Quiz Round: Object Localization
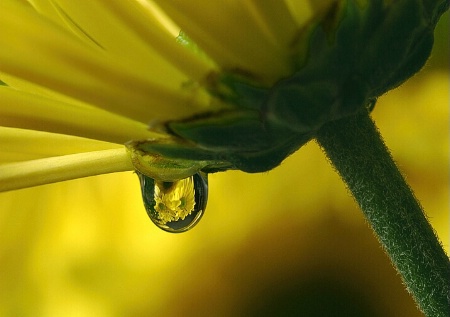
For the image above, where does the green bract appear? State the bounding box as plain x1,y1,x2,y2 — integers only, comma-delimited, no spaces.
129,0,448,179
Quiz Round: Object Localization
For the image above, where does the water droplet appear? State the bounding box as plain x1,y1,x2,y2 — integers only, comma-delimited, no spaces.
137,172,208,233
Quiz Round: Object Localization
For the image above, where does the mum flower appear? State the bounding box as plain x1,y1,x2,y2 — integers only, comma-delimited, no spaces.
0,0,337,190
0,0,217,190
0,0,447,187
0,0,449,316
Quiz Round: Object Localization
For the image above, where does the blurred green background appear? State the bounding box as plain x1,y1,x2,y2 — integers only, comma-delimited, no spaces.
0,12,448,317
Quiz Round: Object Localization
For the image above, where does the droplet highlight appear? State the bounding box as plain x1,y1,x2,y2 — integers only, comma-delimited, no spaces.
137,172,208,233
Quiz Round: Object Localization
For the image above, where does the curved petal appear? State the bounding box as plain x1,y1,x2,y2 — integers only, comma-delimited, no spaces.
28,0,216,81
0,148,134,192
0,127,122,163
0,86,157,144
153,0,296,84
0,0,217,123
27,0,187,83
95,0,217,81
243,0,300,48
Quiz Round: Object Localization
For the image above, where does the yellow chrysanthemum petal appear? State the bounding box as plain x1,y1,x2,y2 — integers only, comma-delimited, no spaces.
0,1,215,122
1,71,86,105
26,0,72,29
135,0,179,36
0,86,157,144
26,0,186,83
0,127,121,163
153,0,295,84
0,148,133,192
243,0,299,48
28,0,215,82
54,1,186,78
93,0,217,81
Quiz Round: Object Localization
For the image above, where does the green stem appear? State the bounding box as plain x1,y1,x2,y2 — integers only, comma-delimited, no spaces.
316,110,450,317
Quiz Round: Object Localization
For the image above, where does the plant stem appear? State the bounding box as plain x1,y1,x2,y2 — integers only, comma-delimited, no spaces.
316,110,450,317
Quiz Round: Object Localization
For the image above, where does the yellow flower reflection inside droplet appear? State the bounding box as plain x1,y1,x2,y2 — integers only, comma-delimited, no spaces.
154,177,196,224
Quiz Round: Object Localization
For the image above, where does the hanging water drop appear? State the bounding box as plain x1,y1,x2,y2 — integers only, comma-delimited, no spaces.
137,172,208,233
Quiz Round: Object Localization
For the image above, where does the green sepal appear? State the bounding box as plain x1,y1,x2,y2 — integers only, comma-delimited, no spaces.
168,110,271,151
168,109,314,173
126,139,230,181
360,0,435,96
134,0,448,176
266,0,439,134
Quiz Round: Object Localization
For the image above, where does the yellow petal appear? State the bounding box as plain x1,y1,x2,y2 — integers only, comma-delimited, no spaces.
28,0,216,81
0,86,157,144
0,127,121,163
243,0,300,48
153,0,295,84
27,0,72,29
94,0,217,81
0,0,216,122
0,148,133,192
27,0,187,83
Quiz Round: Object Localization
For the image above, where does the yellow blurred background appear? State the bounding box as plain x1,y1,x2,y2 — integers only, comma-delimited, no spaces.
0,13,448,317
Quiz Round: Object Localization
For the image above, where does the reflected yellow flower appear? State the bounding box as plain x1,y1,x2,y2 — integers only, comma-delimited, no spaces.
154,178,196,224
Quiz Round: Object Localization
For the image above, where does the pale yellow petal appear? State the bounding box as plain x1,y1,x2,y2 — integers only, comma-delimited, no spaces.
1,71,90,105
0,148,133,192
153,0,293,84
93,0,217,81
0,86,157,144
27,0,75,30
0,152,46,163
244,0,299,48
37,0,186,81
26,0,214,81
0,127,121,163
136,0,179,36
0,1,215,122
